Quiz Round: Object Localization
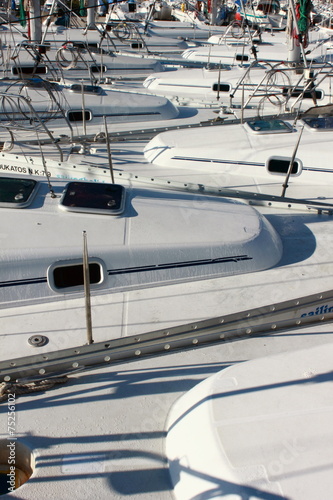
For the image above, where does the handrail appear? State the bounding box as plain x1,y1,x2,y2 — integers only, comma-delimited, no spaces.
55,40,103,85
95,22,118,53
229,59,268,107
111,20,150,54
229,61,333,116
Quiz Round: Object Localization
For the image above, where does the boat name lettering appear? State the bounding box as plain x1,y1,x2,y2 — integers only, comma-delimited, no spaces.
28,167,51,176
301,304,333,317
0,164,50,176
0,163,27,173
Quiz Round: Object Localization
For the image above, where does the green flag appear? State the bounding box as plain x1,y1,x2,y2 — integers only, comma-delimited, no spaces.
79,0,86,16
19,0,26,27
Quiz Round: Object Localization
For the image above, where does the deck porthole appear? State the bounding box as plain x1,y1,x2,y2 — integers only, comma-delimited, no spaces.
67,110,92,123
212,83,231,92
47,258,106,293
266,156,302,176
54,262,101,288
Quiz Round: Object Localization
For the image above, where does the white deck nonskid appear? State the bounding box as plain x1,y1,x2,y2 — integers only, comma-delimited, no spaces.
1,324,332,500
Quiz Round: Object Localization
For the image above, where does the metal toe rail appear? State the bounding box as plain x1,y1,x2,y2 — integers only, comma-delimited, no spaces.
1,289,333,382
12,111,300,146
114,170,333,214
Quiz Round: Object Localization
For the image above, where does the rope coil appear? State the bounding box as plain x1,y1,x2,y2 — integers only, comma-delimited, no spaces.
0,377,68,402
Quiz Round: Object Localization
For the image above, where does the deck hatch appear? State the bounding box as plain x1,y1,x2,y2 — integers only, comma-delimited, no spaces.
59,181,126,215
302,115,333,131
0,177,38,208
245,119,293,134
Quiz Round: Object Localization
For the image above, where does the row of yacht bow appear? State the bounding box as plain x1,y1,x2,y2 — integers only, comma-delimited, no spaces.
1,2,333,499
